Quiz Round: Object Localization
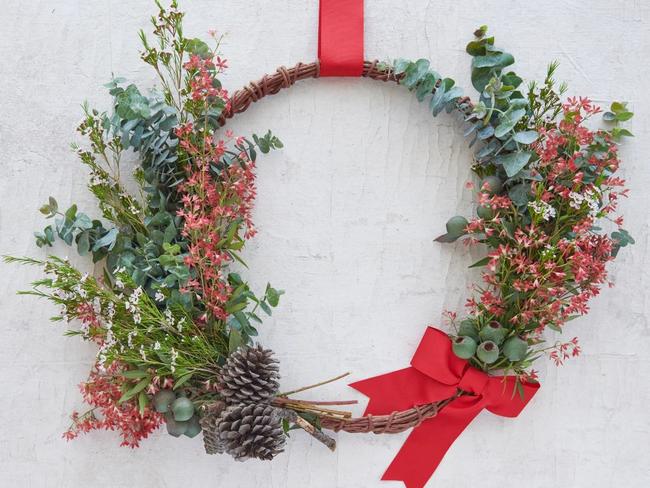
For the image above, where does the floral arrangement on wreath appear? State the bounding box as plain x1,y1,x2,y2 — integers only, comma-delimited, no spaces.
6,2,635,486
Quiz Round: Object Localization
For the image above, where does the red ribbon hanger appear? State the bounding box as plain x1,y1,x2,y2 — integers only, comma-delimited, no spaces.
351,327,539,488
318,0,364,76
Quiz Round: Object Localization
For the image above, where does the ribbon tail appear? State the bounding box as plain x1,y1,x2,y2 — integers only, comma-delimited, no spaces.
381,398,484,488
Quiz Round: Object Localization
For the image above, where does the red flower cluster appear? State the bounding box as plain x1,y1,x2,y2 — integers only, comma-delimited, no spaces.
176,125,258,321
63,362,164,447
463,98,628,365
174,51,260,321
184,54,230,104
549,337,581,366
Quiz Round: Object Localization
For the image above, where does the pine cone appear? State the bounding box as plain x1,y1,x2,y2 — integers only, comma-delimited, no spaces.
200,401,227,455
217,403,286,461
218,345,280,404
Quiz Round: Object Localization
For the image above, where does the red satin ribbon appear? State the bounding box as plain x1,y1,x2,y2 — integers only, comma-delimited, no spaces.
318,0,364,76
351,327,540,488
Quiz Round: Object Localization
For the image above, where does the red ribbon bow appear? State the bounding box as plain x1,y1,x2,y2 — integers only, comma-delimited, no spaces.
350,327,539,488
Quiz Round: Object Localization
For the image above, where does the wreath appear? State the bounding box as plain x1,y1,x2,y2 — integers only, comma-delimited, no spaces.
6,2,635,487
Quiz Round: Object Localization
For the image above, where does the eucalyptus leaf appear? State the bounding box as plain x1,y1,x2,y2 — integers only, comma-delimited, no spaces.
472,52,514,69
497,151,532,177
76,231,90,256
93,228,119,251
185,38,211,58
513,130,538,144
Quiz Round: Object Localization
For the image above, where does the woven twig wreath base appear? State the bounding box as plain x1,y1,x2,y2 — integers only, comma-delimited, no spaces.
222,60,472,434
219,60,474,125
318,396,458,434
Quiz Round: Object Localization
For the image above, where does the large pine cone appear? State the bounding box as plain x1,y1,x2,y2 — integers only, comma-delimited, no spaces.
217,345,280,404
200,401,226,455
218,403,286,461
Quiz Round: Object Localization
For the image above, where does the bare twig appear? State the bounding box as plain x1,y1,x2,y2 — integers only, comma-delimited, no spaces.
278,372,350,397
273,398,352,418
280,398,358,406
279,409,336,451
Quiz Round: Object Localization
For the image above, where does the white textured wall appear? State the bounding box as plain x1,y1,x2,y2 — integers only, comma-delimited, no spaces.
1,1,649,487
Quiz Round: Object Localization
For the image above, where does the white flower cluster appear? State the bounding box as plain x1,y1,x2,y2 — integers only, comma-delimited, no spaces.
568,188,600,215
540,244,556,260
72,283,87,299
52,288,75,321
114,267,126,290
125,287,144,324
164,308,175,328
528,200,557,221
89,172,109,187
170,348,179,373
97,328,117,370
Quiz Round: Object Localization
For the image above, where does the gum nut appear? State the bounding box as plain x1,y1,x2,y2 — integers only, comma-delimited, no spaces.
479,321,507,344
458,319,479,341
477,341,499,364
183,415,202,438
446,216,469,237
476,205,495,220
165,413,188,437
481,175,503,195
153,389,177,413
171,396,195,421
503,336,528,361
452,336,478,359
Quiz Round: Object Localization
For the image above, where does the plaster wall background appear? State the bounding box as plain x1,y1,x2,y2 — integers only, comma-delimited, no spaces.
1,1,649,487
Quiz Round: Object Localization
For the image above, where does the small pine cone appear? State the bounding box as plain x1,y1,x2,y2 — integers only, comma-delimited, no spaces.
200,401,227,455
218,403,286,461
218,345,280,404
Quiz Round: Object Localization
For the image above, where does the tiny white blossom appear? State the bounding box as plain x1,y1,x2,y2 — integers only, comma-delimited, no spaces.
73,284,88,299
105,329,115,346
127,330,137,348
164,309,175,327
584,188,600,215
79,320,90,336
155,291,165,303
153,341,161,350
97,353,107,370
568,191,584,209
